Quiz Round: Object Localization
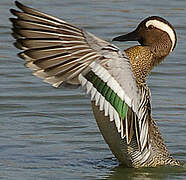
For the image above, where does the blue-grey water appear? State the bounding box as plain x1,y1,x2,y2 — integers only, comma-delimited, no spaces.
0,0,186,179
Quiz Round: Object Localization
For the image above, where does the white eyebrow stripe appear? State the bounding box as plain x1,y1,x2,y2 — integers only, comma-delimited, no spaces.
146,19,176,52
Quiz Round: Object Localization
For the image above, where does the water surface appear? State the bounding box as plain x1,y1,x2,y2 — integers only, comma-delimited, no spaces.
0,0,186,179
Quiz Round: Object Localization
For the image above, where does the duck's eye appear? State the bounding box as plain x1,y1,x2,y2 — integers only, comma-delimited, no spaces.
148,25,154,30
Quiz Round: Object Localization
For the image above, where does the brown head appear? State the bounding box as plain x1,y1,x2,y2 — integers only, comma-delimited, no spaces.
113,16,177,54
113,16,177,83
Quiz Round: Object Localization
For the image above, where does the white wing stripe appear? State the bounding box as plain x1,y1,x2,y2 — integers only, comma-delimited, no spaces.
78,74,87,87
95,92,101,106
109,104,114,121
104,100,109,116
89,62,132,109
99,96,105,111
86,81,93,94
91,87,97,101
114,110,121,132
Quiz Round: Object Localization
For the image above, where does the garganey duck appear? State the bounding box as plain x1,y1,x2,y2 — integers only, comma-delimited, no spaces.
10,1,181,167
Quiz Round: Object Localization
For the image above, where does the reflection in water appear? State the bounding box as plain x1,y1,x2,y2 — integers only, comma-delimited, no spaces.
104,164,186,180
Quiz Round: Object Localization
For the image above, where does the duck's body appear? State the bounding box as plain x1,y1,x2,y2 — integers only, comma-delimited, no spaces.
93,102,180,167
10,1,181,167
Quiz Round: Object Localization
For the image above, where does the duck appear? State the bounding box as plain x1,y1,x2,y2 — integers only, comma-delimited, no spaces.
10,1,181,168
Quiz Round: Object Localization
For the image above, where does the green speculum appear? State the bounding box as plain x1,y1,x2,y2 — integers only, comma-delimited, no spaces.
85,71,128,120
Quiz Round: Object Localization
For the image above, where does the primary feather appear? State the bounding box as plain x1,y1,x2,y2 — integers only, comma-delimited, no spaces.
10,1,152,164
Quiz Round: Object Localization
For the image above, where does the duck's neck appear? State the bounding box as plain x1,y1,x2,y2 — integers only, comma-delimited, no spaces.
125,41,171,84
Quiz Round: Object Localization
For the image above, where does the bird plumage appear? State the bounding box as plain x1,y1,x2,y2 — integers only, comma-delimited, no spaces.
10,1,181,167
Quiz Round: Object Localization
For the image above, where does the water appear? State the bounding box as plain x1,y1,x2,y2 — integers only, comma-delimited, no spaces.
0,0,186,179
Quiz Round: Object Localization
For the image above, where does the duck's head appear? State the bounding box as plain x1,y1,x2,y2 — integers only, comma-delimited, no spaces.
113,16,177,54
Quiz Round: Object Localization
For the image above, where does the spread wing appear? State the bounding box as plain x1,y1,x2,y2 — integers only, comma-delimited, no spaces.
10,1,151,152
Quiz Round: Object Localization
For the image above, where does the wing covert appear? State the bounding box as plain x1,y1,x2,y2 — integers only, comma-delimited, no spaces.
10,1,151,153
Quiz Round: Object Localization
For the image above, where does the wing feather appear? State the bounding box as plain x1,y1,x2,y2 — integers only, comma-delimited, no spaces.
10,1,151,156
